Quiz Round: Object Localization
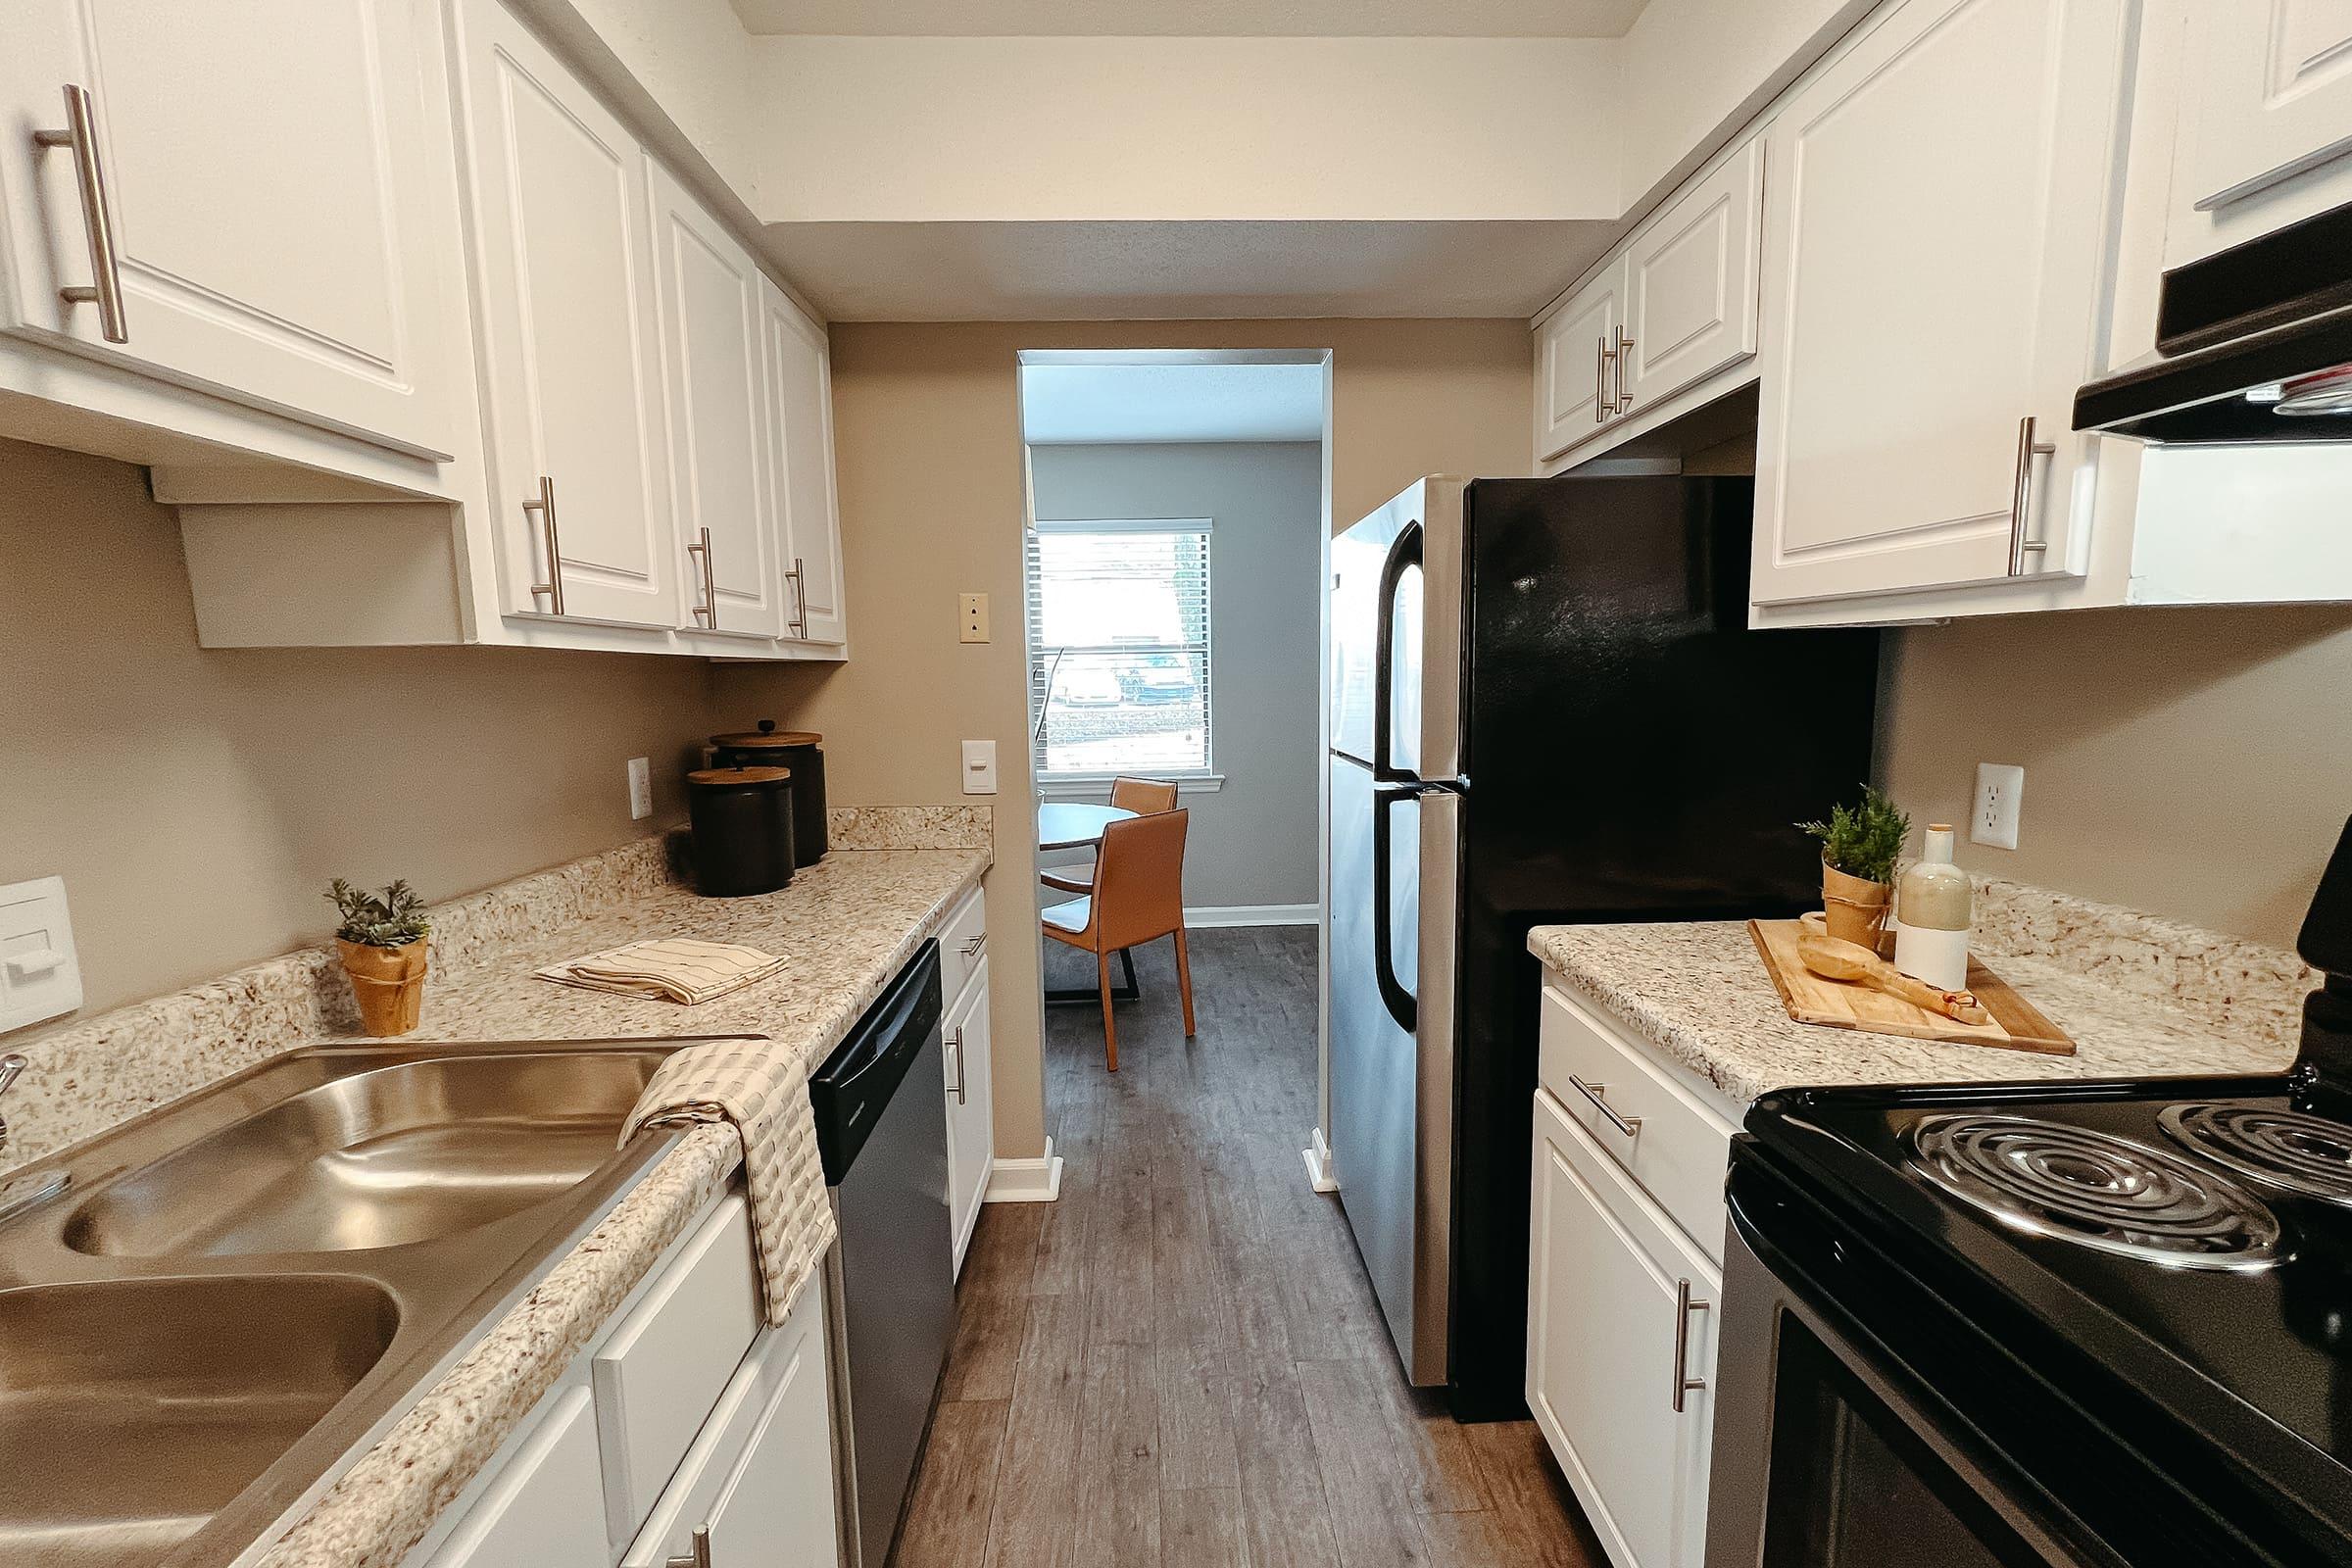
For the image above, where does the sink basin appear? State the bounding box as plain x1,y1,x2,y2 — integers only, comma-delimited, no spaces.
0,1275,398,1567
64,1053,663,1256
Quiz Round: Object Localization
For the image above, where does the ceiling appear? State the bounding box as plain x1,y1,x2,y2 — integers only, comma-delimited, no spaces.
1021,361,1327,445
761,220,1615,320
728,0,1651,37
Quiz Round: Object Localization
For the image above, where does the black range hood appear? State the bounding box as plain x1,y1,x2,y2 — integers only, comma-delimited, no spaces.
2074,197,2352,444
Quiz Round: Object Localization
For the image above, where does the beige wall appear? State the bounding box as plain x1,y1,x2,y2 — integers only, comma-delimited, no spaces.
712,318,1531,1158
0,438,720,1020
1879,604,2352,950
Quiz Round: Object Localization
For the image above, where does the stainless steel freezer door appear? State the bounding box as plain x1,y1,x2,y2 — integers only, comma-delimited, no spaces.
1328,757,1457,1386
1329,477,1464,781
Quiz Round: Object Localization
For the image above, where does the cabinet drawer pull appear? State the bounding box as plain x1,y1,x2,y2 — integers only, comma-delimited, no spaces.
687,525,717,628
664,1525,711,1568
523,474,564,614
31,85,128,343
1567,1074,1641,1139
1671,1277,1709,1413
945,1029,966,1105
1613,326,1636,416
2006,415,2057,575
959,933,986,960
786,555,809,637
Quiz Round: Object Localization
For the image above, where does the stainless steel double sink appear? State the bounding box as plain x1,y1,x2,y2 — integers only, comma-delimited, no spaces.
0,1040,709,1568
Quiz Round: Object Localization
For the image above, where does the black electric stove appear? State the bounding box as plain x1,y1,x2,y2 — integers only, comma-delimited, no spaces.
1704,819,2352,1568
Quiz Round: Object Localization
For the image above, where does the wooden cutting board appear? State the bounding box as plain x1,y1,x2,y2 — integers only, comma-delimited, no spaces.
1747,918,2075,1055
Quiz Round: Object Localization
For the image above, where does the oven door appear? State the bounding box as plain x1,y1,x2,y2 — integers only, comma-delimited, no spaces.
1705,1155,2110,1568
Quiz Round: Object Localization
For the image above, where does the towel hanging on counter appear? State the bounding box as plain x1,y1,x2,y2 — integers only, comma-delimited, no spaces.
622,1036,836,1328
536,938,784,1004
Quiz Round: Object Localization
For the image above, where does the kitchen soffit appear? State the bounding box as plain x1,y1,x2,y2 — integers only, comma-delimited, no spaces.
727,0,1652,37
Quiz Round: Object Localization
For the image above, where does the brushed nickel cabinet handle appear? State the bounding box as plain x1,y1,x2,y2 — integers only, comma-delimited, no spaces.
786,555,809,637
1595,334,1618,421
1671,1277,1709,1413
959,933,986,960
664,1525,711,1568
1613,326,1637,416
946,1029,966,1105
523,474,564,614
2006,415,2057,576
31,85,128,343
687,526,716,628
1567,1074,1641,1139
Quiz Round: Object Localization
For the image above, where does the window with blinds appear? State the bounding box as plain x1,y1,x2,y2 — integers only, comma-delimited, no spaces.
1027,518,1213,779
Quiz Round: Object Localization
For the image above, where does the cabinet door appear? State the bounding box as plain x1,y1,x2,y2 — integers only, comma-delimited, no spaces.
2181,1,2352,214
0,0,454,456
945,967,995,1274
1528,1089,1717,1568
459,0,677,629
1750,0,2131,607
1620,139,1765,416
699,1302,841,1568
760,279,850,646
652,166,786,640
424,1386,609,1568
1533,260,1625,462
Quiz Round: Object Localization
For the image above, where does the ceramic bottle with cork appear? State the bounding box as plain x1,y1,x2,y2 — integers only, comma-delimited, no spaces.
1892,824,1973,992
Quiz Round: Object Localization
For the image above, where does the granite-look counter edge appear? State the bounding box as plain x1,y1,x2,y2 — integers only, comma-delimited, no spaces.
1529,878,2310,1107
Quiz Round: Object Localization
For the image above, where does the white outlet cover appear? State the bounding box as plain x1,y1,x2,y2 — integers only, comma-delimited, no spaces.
0,876,82,1034
1972,762,2024,850
627,757,654,821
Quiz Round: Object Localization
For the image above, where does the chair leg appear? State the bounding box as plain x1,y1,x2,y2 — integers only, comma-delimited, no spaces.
1173,926,1197,1038
1097,949,1119,1072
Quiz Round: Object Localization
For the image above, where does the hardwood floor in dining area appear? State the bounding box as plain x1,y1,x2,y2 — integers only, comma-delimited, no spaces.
894,925,1608,1568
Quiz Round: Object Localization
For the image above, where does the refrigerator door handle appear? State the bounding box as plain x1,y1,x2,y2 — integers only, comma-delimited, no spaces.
1370,782,1419,1034
1370,519,1424,784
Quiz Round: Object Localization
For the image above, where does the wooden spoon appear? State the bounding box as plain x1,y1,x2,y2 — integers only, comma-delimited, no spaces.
1796,932,1991,1026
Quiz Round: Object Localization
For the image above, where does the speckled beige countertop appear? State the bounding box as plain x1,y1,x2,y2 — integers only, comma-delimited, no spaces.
0,808,993,1568
1529,878,2312,1108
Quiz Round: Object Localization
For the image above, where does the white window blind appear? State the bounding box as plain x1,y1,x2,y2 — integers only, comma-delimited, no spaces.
1027,519,1212,779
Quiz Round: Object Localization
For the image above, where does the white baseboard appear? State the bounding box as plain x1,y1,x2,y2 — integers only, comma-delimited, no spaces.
1184,902,1318,928
1302,1127,1338,1193
985,1137,1064,1203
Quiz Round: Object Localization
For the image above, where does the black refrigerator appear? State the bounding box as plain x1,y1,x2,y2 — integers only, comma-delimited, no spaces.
1326,473,1880,1421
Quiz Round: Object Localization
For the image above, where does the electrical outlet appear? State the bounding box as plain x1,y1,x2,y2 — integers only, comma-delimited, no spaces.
626,757,654,821
958,593,990,644
1972,762,2024,850
961,739,999,795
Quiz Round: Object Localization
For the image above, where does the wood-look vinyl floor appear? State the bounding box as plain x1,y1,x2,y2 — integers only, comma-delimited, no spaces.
894,926,1609,1568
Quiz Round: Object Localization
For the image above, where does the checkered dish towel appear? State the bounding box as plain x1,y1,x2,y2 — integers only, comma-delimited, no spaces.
621,1036,837,1328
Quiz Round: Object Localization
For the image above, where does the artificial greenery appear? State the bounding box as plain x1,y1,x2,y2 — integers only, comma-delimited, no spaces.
326,878,430,948
1796,786,1911,887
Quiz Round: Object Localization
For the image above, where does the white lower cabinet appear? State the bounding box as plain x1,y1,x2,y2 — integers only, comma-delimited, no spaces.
945,963,995,1273
412,1185,840,1568
1528,1085,1719,1568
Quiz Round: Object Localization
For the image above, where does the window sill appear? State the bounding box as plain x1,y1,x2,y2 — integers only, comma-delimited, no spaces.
1038,772,1225,800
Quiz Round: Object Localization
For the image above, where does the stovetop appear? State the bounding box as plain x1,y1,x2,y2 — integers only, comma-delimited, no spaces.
1744,1074,2352,1504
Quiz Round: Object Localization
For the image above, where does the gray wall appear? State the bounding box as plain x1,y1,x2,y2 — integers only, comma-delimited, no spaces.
1027,440,1323,911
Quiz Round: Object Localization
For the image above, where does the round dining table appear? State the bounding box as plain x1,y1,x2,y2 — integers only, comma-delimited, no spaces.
1037,802,1137,851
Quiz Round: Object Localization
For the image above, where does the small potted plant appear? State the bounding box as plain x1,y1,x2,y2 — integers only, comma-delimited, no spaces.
1797,786,1910,951
326,878,431,1036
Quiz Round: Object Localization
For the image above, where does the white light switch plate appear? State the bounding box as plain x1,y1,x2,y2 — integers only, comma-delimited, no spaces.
0,876,81,1033
1972,762,2024,850
961,739,999,795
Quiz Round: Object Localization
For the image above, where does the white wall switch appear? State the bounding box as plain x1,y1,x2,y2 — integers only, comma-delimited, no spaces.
961,739,999,795
1972,762,2025,850
958,593,990,644
0,876,81,1034
626,757,654,821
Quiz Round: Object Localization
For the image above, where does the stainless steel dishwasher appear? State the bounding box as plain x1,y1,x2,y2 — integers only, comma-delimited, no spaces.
808,940,956,1568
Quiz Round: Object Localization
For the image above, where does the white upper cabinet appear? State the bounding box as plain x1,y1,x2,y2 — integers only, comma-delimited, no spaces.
652,166,788,641
760,279,850,647
1620,139,1765,418
1534,264,1625,462
1748,0,2132,609
0,0,456,457
458,0,677,631
2167,0,2352,262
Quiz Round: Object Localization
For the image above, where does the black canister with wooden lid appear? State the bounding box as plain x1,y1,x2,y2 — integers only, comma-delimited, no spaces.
710,721,827,866
685,765,797,897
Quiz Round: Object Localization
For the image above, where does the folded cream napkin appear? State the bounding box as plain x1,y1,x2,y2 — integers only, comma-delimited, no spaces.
623,1037,836,1328
536,938,784,1004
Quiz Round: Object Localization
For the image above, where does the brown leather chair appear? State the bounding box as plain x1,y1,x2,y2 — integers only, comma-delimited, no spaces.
1040,776,1177,897
1040,808,1194,1070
